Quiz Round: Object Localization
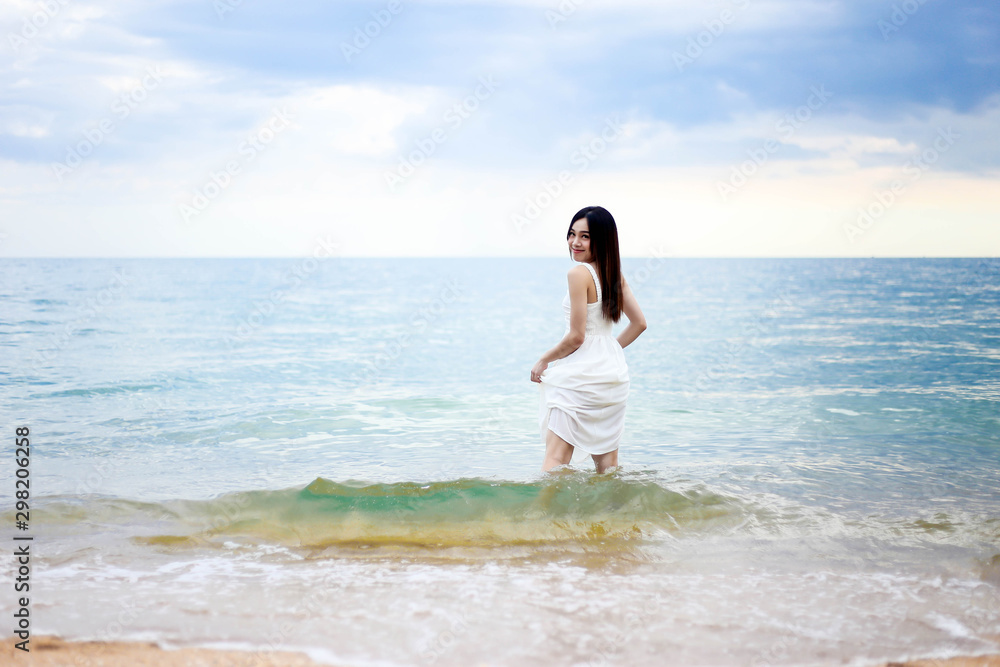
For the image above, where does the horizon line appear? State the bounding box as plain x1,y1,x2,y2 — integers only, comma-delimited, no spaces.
0,255,994,260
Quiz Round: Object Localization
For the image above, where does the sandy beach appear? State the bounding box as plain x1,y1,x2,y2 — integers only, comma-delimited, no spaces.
4,636,999,667
879,659,1000,667
2,635,330,666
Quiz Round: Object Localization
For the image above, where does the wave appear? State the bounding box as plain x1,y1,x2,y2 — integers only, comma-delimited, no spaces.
10,474,998,564
20,473,751,556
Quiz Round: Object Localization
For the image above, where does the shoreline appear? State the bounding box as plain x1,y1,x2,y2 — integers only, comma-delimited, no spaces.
4,636,999,666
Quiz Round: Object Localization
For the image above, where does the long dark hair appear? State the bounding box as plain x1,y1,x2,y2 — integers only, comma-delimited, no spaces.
567,206,623,323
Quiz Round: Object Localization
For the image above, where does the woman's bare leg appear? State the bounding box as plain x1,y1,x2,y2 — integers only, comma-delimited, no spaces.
542,429,574,472
591,449,618,474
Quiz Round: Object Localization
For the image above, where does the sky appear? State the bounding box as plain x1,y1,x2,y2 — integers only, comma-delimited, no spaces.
0,0,997,258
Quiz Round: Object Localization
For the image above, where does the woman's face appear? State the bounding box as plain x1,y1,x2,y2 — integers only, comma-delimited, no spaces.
568,218,592,263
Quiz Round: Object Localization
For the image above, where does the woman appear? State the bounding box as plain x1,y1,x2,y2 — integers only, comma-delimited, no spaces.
530,206,647,473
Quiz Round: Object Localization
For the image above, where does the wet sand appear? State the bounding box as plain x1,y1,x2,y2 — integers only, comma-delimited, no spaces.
3,635,999,666
2,635,331,666
879,659,1000,667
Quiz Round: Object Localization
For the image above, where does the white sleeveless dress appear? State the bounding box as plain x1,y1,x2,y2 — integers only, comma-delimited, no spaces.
538,262,630,455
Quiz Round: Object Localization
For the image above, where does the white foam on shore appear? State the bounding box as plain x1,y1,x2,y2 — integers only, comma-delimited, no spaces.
13,542,1000,667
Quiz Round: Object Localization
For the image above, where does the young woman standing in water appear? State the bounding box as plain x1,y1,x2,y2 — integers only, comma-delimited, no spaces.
530,206,647,473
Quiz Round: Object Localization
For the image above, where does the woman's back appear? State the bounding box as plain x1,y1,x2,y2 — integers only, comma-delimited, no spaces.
561,262,613,338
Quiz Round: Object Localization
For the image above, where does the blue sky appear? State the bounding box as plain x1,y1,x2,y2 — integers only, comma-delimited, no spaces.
1,0,997,257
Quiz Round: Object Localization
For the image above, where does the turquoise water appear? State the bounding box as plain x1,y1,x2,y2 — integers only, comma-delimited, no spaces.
1,257,999,665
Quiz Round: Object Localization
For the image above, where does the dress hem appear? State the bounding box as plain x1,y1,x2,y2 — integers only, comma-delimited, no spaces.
542,406,622,457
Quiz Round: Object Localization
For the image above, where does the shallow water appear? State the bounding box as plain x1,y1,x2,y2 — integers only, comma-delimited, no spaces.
2,257,999,665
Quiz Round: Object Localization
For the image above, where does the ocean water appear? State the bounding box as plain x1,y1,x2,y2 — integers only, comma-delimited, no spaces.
1,257,999,666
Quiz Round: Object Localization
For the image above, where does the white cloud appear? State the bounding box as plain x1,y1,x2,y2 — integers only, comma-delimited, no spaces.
784,135,917,159
292,85,435,158
0,105,53,137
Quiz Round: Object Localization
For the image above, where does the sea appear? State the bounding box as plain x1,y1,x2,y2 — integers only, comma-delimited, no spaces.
1,257,998,667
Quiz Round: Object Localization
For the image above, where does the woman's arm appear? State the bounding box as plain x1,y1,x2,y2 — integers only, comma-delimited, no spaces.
616,274,647,349
530,267,590,382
